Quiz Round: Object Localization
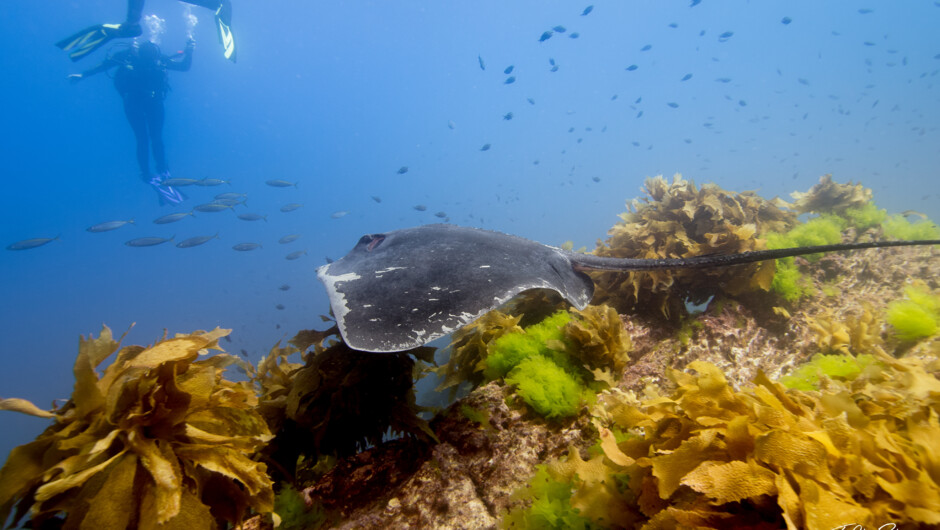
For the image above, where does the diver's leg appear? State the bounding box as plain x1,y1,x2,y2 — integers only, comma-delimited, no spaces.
122,96,150,179
148,98,168,175
180,0,222,10
126,0,145,24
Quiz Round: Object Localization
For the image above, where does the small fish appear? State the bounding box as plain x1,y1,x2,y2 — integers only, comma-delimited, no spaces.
397,166,409,174
279,284,291,291
738,100,747,106
215,192,247,200
503,112,513,120
581,5,593,16
7,236,60,251
195,177,230,186
539,31,553,42
447,120,456,129
480,143,491,151
681,73,693,81
549,58,556,66
237,213,267,221
636,111,644,118
239,348,249,358
233,242,262,251
690,0,701,6
527,97,535,105
285,250,307,261
858,8,873,14
668,22,678,28
193,202,234,213
265,179,298,188
280,203,304,213
275,304,285,310
125,236,173,247
640,44,652,51
667,102,679,108
176,234,219,248
625,64,638,71
278,234,301,244
504,76,516,84
213,198,246,207
718,31,734,41
434,211,447,218
153,212,194,224
569,32,579,39
504,65,514,74
781,16,792,25
87,219,134,232
330,210,349,219
552,25,566,33
161,178,199,187
414,205,427,212
223,335,232,343
371,196,382,203
611,94,618,101
591,176,601,183
715,77,732,83
550,65,558,72
478,55,485,70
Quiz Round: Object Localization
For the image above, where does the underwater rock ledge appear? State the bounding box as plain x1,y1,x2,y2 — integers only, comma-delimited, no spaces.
265,243,939,529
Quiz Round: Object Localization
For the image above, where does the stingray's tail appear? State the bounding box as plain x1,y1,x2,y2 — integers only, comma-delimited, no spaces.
570,239,940,272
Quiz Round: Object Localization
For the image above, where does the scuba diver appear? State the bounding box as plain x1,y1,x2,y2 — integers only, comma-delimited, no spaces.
69,39,194,204
57,0,234,62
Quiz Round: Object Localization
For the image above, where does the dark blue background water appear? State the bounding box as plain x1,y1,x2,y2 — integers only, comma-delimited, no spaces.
2,1,939,462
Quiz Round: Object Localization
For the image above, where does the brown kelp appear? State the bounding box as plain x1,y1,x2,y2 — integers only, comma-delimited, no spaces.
590,174,795,318
0,325,274,529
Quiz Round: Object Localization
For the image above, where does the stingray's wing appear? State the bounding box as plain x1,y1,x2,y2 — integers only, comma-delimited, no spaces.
317,224,594,352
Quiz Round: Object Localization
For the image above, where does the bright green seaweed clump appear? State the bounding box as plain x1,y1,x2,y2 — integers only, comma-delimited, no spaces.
779,353,877,391
505,357,583,419
764,215,846,301
502,466,598,529
843,202,888,232
886,283,940,341
882,214,940,241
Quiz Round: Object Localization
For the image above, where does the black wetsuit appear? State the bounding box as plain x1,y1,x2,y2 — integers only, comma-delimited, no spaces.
82,43,192,179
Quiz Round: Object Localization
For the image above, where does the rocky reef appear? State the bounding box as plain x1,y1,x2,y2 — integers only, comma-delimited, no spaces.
2,175,939,529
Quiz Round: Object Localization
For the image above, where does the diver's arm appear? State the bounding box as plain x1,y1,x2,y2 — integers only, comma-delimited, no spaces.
68,54,121,83
166,39,194,72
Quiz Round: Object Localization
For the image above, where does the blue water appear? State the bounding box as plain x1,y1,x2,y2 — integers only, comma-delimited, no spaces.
2,1,939,463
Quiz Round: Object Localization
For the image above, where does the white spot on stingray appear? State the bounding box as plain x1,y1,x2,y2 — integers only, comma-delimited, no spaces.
479,265,491,268
376,266,408,274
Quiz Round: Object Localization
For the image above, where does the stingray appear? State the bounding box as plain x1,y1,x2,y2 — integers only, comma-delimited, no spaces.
317,224,938,353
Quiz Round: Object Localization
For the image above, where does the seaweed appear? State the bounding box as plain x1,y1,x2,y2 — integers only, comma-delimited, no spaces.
788,174,872,215
886,283,940,341
590,174,792,319
518,353,940,528
0,325,274,528
882,214,940,241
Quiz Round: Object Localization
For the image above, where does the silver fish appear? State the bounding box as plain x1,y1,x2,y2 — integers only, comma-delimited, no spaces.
153,212,194,224
397,166,409,175
233,242,262,251
265,179,297,188
195,178,230,186
87,220,134,232
7,236,60,250
414,205,427,212
176,234,220,248
278,234,302,244
371,195,382,203
237,213,267,221
285,250,307,260
193,202,234,213
434,211,447,218
125,236,173,247
280,203,304,213
213,198,247,207
215,192,247,200
161,178,199,187
331,211,349,219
